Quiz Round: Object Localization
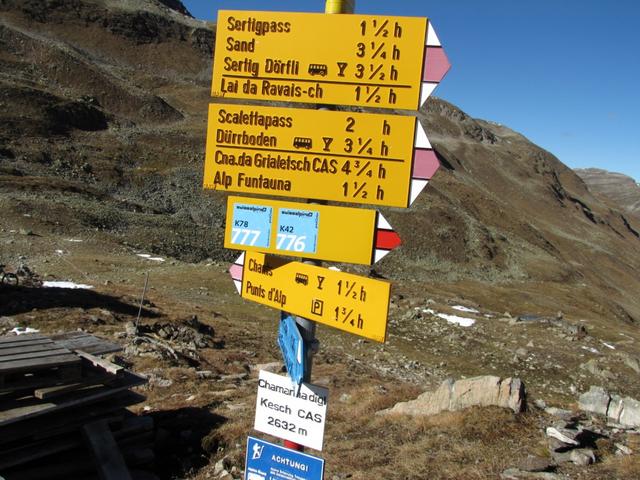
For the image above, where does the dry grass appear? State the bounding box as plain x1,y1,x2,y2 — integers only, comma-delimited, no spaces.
589,434,640,480
586,455,640,480
323,397,543,480
613,455,640,479
331,383,424,419
628,434,640,452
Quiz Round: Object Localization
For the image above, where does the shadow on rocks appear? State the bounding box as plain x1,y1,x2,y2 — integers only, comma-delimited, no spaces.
0,285,160,318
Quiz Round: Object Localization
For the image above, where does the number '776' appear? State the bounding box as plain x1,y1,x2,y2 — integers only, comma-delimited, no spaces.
277,234,307,252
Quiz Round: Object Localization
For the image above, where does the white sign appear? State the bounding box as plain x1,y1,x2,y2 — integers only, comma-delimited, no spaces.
254,370,329,451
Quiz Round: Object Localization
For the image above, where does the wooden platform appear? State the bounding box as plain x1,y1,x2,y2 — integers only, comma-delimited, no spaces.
50,331,122,356
0,334,82,392
0,370,147,428
0,332,153,479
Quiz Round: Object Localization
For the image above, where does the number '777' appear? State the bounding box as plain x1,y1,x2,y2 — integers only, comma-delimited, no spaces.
231,228,261,246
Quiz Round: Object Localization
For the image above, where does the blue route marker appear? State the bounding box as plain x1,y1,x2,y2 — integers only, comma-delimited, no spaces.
276,208,319,254
230,204,273,249
278,312,306,385
245,436,324,480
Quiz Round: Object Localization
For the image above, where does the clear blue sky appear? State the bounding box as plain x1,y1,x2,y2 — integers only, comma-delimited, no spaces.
184,0,640,182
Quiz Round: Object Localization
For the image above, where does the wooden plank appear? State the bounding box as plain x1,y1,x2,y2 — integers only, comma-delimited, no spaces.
0,333,121,356
0,371,146,427
32,381,108,402
0,348,73,364
0,353,80,374
51,332,122,356
0,435,79,470
0,337,55,351
0,333,46,344
70,341,122,355
0,342,66,357
0,373,141,417
0,363,82,394
49,331,92,340
0,390,145,451
35,372,118,400
0,416,123,470
0,374,64,395
83,419,133,480
30,409,125,443
76,350,124,376
0,335,53,350
0,391,144,445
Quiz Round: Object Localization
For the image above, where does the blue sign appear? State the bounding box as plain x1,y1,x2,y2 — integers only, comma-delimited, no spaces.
278,312,306,385
276,208,319,254
231,203,273,249
245,436,324,480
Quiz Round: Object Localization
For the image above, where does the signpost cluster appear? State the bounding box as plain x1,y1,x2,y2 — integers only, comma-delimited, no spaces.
204,3,449,478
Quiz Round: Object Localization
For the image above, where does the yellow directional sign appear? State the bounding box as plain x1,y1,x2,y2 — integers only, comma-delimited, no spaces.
204,103,428,207
212,10,428,110
230,251,390,342
224,196,401,265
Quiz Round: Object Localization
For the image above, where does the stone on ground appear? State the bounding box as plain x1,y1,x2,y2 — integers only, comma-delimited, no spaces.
378,376,525,416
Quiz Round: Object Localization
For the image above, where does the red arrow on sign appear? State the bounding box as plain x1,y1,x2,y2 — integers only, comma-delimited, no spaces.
229,212,401,294
374,213,401,263
420,21,452,106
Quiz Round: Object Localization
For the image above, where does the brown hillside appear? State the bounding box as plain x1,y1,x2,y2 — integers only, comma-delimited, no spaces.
1,0,639,320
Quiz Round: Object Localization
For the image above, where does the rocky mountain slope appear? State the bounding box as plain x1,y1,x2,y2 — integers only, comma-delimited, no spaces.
575,168,640,218
2,0,638,323
2,2,640,479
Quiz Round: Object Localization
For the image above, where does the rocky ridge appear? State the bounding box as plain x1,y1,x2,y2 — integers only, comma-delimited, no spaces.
1,0,639,325
575,167,640,218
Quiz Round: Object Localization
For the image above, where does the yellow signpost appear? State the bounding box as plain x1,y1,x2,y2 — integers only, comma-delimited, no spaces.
204,103,426,207
230,251,391,342
209,1,451,463
224,195,400,265
212,10,429,110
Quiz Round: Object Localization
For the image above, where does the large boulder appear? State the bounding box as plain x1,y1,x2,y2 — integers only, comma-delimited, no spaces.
578,386,610,416
452,376,525,413
619,397,640,427
579,386,640,428
379,376,526,416
610,395,640,428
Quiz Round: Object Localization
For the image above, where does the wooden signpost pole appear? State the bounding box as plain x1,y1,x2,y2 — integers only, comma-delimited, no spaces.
283,0,355,454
